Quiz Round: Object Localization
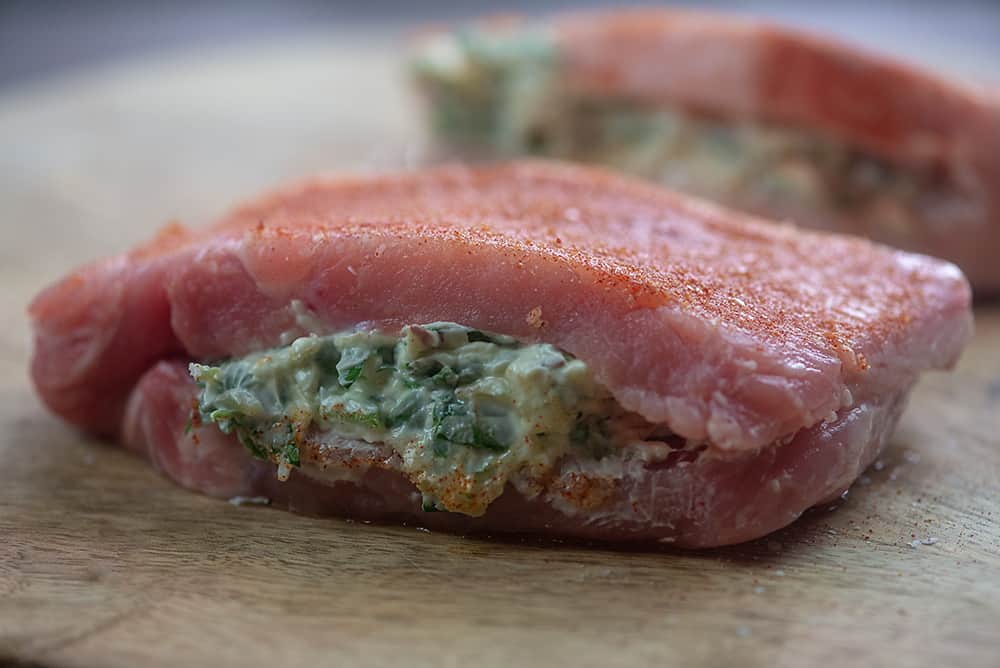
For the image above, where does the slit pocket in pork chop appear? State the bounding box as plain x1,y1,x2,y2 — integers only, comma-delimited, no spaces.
188,320,704,517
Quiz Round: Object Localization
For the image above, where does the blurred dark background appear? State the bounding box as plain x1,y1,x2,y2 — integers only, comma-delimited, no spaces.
2,0,999,90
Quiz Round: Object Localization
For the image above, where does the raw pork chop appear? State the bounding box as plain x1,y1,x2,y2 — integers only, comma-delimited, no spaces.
413,9,1000,292
30,161,972,546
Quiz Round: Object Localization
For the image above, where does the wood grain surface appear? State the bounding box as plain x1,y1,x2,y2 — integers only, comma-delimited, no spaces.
1,33,998,668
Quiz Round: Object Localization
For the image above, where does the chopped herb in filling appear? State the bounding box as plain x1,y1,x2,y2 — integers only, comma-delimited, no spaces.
191,322,652,516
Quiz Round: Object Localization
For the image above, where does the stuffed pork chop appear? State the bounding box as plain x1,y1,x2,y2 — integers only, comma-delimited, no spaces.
413,10,1000,292
29,162,972,547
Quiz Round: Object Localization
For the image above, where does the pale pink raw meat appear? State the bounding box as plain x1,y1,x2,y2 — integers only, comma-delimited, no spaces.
30,161,972,546
417,9,1000,291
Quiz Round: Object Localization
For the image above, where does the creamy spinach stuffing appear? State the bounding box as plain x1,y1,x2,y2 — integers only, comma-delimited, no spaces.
414,29,958,238
191,322,649,516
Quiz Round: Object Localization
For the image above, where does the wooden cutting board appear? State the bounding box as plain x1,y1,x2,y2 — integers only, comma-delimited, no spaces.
1,32,998,668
